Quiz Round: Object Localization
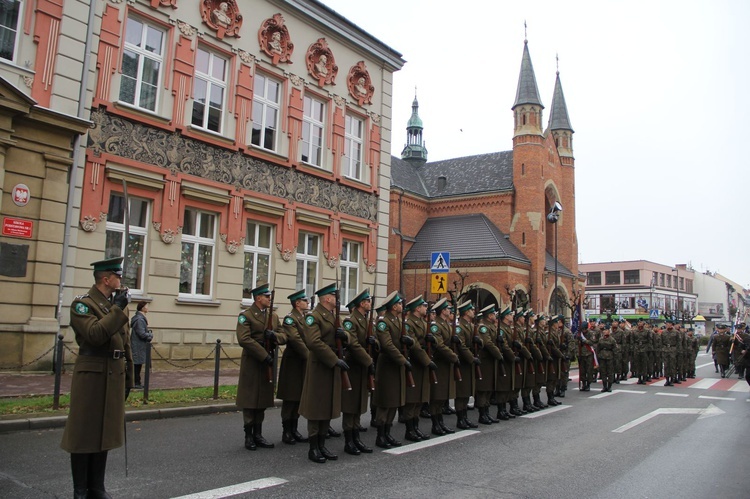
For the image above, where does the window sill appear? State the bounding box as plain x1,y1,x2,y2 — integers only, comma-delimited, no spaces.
175,297,222,307
186,124,235,146
113,101,171,124
246,145,289,164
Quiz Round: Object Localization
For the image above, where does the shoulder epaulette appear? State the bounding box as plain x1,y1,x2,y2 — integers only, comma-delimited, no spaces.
74,294,89,300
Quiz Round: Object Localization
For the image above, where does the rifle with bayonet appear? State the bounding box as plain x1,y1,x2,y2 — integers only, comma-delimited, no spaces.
365,307,376,392
263,289,276,383
447,290,462,382
425,315,439,385
401,305,416,388
471,305,483,381
335,276,352,391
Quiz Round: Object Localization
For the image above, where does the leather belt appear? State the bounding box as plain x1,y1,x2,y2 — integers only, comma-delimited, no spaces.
79,346,125,359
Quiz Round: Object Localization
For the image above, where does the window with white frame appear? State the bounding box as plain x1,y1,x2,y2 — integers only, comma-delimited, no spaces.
0,0,21,62
119,16,164,112
301,95,325,167
105,194,149,293
296,232,319,298
251,73,281,151
344,114,364,180
341,240,360,306
191,47,227,133
180,208,216,297
242,221,273,300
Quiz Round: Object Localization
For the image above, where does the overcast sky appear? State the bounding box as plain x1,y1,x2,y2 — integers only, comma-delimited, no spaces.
320,0,749,289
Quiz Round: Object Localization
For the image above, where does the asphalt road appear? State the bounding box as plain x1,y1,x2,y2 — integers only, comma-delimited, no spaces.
2,355,748,499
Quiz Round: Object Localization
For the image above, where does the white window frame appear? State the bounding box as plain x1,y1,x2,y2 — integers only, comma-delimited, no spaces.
0,0,22,63
191,46,227,133
119,16,165,112
301,95,326,168
179,208,216,298
341,240,361,307
104,193,149,295
296,232,320,299
242,221,273,302
344,114,364,181
251,73,281,151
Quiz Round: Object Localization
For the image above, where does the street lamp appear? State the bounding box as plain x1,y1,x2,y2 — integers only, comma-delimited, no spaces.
547,201,562,315
672,266,681,325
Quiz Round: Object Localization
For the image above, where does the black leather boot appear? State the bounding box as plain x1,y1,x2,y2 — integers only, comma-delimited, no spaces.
496,403,510,420
253,423,274,448
486,407,500,423
319,434,338,460
509,399,523,416
420,403,431,419
244,424,256,450
442,400,456,415
70,453,88,499
413,417,429,440
353,429,372,453
431,415,446,436
308,436,326,463
438,414,455,433
384,424,402,447
292,419,308,442
665,377,673,386
546,393,559,406
344,430,361,455
282,420,295,445
456,410,470,429
404,419,420,442
375,424,391,449
327,425,341,437
87,451,112,499
465,410,478,428
522,396,536,412
533,393,547,409
478,407,493,425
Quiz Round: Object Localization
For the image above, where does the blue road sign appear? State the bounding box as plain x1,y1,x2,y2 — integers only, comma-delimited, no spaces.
431,252,450,273
649,309,659,319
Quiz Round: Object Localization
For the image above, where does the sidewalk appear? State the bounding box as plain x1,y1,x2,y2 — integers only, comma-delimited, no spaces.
0,368,243,434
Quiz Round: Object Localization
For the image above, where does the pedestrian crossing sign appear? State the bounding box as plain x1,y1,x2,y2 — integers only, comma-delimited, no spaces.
649,309,659,319
430,251,450,273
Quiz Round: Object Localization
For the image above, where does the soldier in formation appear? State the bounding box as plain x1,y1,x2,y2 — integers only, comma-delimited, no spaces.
711,324,732,377
277,289,310,445
427,298,459,434
402,295,435,441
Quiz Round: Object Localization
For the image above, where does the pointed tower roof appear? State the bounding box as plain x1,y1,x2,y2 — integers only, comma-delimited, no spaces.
407,94,423,129
402,91,427,164
513,40,543,109
548,71,574,132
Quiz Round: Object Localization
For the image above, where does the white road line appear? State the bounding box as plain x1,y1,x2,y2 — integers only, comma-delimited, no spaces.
520,405,571,418
689,378,719,390
612,405,724,433
650,379,667,387
591,389,647,399
383,429,480,455
696,361,715,369
618,378,638,385
655,392,689,397
171,478,288,499
698,395,736,401
728,381,750,392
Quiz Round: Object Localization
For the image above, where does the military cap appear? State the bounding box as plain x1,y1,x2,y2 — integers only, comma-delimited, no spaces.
619,318,627,323
514,308,525,319
250,282,272,297
287,289,308,303
91,256,123,276
432,297,449,313
664,318,675,325
717,323,728,329
536,314,546,322
524,309,535,318
404,294,426,312
315,283,338,297
548,315,561,324
457,300,474,314
376,290,402,312
479,304,497,318
346,287,371,309
499,306,513,318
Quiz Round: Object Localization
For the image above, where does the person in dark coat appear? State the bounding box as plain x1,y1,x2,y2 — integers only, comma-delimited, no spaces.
402,295,435,441
712,324,732,377
428,298,459,434
277,289,310,445
236,283,284,451
130,301,152,388
60,257,133,499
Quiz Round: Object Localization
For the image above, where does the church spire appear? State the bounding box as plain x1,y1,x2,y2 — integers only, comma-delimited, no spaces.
512,38,544,140
548,66,574,163
401,89,428,165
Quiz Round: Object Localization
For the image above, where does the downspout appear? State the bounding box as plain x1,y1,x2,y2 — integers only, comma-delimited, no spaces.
397,188,404,293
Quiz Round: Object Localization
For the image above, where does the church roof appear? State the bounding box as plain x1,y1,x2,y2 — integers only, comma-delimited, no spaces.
391,151,514,199
403,214,530,265
548,72,573,132
513,41,544,109
545,251,576,278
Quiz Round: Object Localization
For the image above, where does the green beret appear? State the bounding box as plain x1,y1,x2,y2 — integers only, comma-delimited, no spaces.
346,287,371,309
91,257,123,275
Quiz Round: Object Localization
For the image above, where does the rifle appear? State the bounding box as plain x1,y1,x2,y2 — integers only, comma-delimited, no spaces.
264,290,276,383
334,276,352,391
365,307,375,392
494,324,507,378
546,326,557,376
401,307,416,388
426,321,438,385
447,291,462,382
472,311,483,381
510,322,523,376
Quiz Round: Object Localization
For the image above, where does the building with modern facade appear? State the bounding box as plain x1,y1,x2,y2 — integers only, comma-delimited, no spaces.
389,39,580,316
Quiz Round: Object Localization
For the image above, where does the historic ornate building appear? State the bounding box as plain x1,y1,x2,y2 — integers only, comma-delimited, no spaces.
389,39,580,316
0,0,404,369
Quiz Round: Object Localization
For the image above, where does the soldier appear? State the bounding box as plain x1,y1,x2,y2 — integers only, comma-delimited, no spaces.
736,324,750,386
402,295,435,441
510,309,535,409
712,324,731,377
652,323,663,380
674,323,685,383
341,288,376,455
545,315,563,406
577,321,595,391
236,283,284,451
277,289,310,445
61,257,132,499
731,323,746,380
494,306,519,418
620,319,633,380
662,320,679,386
455,301,481,428
596,325,616,392
632,319,651,384
531,313,550,410
611,320,624,384
687,328,699,378
299,283,350,463
557,318,575,397
475,304,504,424
373,291,408,448
428,298,459,435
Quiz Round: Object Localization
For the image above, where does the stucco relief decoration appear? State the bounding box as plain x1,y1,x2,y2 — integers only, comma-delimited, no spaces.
258,14,294,65
88,110,378,222
151,0,177,8
347,61,374,106
364,259,376,274
306,38,337,87
289,74,303,87
276,244,294,262
177,21,197,38
81,215,98,232
323,253,338,268
220,234,240,254
201,0,242,40
370,113,381,125
23,76,33,88
237,49,255,65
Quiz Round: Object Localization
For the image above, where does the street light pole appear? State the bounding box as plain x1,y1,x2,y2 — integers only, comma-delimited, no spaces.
673,266,681,325
547,202,562,315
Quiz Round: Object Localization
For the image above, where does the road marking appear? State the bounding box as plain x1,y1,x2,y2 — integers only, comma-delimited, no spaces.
612,404,725,433
383,429,480,455
655,392,689,397
649,379,667,387
591,389,647,399
520,405,571,418
728,381,750,392
696,361,714,368
689,378,719,390
171,477,288,499
698,395,736,401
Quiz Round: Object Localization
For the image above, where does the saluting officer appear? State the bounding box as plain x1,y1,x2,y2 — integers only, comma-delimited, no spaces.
428,298,459,435
277,289,310,445
298,283,349,463
341,288,376,455
236,283,284,451
61,257,133,499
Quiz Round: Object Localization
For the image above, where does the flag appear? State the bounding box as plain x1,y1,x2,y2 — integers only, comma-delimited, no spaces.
571,296,582,339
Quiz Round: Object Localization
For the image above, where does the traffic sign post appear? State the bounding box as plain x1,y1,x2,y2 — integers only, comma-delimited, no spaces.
430,252,450,273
